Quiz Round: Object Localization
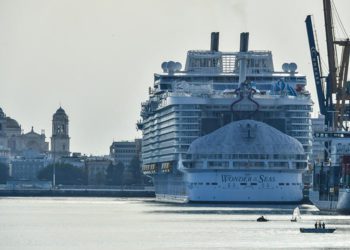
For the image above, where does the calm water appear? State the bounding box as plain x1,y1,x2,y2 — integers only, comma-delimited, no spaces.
1,197,350,249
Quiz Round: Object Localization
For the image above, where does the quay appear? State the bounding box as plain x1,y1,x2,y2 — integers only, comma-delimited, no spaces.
0,186,155,198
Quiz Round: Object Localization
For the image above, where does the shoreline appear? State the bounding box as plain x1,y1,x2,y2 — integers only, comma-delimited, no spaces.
0,189,155,198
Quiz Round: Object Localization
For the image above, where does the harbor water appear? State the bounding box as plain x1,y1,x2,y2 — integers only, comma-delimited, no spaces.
1,197,350,249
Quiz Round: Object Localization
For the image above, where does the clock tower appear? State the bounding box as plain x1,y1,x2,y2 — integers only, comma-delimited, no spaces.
51,107,70,157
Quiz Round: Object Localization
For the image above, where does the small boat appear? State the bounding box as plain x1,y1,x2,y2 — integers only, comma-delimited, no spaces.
257,216,268,222
300,228,336,233
291,206,301,222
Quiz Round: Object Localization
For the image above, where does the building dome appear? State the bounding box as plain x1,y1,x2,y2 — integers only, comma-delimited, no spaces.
5,117,20,128
187,120,304,155
53,107,68,120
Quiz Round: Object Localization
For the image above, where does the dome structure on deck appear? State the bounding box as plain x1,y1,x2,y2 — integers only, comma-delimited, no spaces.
187,120,304,155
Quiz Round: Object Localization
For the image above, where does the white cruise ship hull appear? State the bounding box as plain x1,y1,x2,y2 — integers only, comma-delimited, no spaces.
186,169,303,202
154,169,304,203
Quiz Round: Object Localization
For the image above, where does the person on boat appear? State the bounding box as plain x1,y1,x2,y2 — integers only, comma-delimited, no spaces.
322,222,325,229
318,221,322,228
314,222,317,229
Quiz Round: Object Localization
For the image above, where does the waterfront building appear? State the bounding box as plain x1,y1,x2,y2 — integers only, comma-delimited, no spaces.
60,153,85,168
0,146,10,164
21,127,49,155
0,108,49,156
10,155,50,181
85,156,112,185
51,107,70,158
110,140,140,167
0,107,21,153
110,139,142,184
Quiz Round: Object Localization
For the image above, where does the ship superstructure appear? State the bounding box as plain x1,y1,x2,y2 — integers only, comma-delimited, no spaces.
138,32,312,202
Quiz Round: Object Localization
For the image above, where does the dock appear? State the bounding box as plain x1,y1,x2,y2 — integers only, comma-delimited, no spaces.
0,187,155,198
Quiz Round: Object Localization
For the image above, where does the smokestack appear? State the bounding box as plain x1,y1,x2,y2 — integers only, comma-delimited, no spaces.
240,32,249,52
210,32,219,52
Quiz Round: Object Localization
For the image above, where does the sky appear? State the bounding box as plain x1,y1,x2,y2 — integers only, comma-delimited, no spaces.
0,0,349,155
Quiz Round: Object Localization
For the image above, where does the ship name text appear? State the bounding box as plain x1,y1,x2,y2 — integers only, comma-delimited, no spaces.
221,174,276,183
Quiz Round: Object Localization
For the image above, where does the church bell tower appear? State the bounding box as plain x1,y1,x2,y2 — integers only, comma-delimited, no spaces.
51,107,70,157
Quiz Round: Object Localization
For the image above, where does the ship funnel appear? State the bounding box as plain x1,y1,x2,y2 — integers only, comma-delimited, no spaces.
240,32,249,52
210,32,219,52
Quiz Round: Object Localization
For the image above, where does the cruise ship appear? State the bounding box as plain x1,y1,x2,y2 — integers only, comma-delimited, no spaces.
309,129,350,214
138,32,312,202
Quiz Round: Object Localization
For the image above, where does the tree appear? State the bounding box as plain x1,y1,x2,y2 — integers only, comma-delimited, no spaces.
128,156,142,184
38,163,87,185
95,171,105,185
0,162,9,184
106,162,124,185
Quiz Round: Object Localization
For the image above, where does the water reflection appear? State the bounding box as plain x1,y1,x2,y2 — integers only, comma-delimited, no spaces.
143,200,316,215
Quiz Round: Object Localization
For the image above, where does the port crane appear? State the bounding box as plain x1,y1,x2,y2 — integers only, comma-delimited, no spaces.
306,0,350,130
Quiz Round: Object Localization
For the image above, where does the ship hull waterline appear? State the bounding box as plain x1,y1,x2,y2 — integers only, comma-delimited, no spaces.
152,168,304,204
308,189,350,214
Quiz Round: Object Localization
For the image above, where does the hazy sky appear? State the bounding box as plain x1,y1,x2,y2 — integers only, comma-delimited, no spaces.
0,0,349,155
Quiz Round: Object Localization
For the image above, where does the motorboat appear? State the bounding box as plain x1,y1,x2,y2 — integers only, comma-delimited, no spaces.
300,228,336,233
257,216,268,222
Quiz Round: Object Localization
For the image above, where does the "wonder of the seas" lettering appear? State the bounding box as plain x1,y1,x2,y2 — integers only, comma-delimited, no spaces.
221,174,276,183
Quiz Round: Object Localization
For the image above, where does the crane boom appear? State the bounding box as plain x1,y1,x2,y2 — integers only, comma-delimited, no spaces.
307,0,350,129
305,15,327,116
323,0,338,94
337,39,350,127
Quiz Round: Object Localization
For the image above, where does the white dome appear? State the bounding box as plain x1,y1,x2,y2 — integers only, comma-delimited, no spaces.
188,120,304,155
